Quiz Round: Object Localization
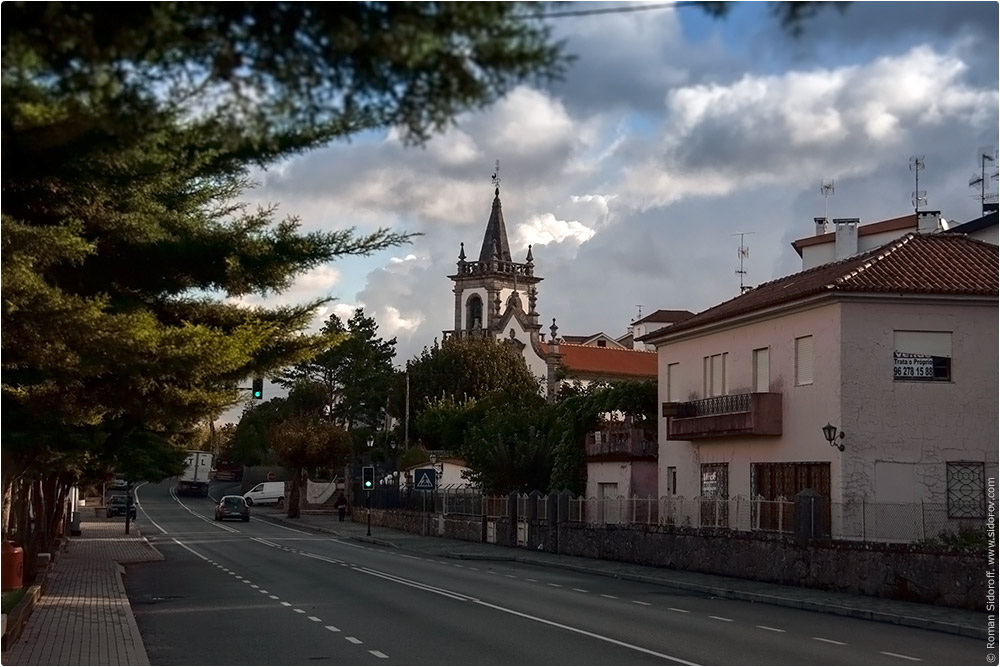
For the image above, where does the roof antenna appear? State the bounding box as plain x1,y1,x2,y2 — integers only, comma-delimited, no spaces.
634,304,643,321
732,232,755,294
969,146,997,215
909,155,927,213
820,179,835,220
491,159,501,195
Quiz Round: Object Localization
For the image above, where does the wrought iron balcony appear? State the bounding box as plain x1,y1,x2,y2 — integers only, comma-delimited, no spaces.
664,392,782,439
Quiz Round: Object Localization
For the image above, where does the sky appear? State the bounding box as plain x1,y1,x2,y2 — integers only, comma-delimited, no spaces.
223,1,999,419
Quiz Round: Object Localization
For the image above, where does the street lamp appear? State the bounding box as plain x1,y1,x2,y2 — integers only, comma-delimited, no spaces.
822,423,846,451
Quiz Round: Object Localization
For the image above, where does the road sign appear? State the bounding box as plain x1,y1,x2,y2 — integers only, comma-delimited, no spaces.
414,469,436,490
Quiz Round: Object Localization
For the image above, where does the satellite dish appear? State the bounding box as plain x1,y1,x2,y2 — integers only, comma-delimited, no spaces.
939,218,949,231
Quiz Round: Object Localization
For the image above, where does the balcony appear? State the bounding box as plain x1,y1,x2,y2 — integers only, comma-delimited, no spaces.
585,425,657,460
664,392,782,440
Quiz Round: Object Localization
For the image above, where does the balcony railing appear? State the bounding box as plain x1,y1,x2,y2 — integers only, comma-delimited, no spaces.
585,426,657,459
665,392,782,439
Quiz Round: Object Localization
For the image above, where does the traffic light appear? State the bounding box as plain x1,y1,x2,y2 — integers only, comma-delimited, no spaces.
252,377,263,399
362,466,375,491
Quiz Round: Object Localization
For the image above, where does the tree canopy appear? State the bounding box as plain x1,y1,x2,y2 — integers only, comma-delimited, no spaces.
1,1,567,561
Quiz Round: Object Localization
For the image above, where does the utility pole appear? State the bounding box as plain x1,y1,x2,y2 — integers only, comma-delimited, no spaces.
404,363,410,449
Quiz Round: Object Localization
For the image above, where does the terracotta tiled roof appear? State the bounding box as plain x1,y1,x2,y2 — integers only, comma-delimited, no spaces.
641,233,998,341
541,342,657,379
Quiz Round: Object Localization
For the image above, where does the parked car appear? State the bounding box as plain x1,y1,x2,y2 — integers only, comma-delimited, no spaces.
215,495,250,522
106,495,136,519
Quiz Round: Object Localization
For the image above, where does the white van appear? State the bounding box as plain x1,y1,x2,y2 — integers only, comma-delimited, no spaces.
243,481,285,507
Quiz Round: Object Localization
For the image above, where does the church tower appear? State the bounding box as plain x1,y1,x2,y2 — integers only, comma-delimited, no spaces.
447,170,542,338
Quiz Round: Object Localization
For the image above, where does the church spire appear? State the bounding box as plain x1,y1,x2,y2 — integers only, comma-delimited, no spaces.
479,160,512,263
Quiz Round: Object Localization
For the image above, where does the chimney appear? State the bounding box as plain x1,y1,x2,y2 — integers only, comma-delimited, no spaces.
833,218,859,260
814,217,829,236
917,210,942,234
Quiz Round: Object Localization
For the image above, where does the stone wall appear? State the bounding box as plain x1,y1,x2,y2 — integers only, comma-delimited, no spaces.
365,508,985,610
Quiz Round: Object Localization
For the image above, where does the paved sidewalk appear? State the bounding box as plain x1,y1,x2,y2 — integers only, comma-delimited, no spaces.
2,517,163,666
260,508,988,640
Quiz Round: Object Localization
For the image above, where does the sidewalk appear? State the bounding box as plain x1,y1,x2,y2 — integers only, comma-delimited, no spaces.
1,508,986,667
2,516,163,666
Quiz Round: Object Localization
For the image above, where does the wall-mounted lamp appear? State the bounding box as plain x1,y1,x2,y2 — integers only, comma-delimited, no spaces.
822,422,845,451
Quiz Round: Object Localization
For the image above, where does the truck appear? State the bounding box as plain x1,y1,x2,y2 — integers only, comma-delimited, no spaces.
178,451,213,496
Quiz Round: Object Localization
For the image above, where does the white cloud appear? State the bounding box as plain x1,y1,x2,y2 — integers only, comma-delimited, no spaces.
515,212,596,248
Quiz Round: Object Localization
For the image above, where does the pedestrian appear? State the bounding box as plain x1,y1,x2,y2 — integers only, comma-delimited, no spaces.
334,492,348,522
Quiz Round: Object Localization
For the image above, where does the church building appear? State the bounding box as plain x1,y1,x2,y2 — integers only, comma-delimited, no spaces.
444,178,658,399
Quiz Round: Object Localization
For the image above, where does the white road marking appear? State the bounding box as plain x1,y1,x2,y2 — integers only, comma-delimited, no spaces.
473,598,699,665
601,594,619,599
259,590,269,594
572,588,588,593
369,650,389,659
505,574,518,579
250,584,259,589
525,578,538,582
469,567,480,571
269,595,280,600
293,608,306,614
280,601,291,607
812,637,847,646
325,625,340,632
346,637,363,644
308,616,322,622
880,652,921,661
756,625,785,633
547,583,562,588
246,515,310,534
668,608,690,613
632,601,652,606
709,616,733,622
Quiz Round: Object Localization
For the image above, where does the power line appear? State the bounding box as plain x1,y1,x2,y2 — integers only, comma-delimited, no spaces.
524,1,697,19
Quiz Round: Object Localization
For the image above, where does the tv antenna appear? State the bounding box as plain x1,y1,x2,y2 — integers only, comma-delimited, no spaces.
969,146,998,215
820,179,835,220
909,155,926,213
732,232,755,294
634,304,643,320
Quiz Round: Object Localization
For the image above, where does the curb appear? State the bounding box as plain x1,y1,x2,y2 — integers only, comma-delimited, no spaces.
0,577,44,652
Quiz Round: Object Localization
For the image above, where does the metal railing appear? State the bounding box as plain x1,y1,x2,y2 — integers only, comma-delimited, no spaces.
371,488,985,544
676,393,751,418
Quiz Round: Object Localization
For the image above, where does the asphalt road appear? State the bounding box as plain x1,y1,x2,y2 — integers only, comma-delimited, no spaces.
125,480,986,666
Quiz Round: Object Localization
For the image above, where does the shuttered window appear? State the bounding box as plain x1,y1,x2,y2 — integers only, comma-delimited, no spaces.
795,336,813,386
753,347,769,392
703,353,727,397
667,362,680,402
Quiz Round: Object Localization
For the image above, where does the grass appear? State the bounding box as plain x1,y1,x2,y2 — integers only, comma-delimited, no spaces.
2,587,27,614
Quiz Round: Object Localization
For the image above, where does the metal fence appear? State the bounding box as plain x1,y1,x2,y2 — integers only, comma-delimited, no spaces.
370,487,984,543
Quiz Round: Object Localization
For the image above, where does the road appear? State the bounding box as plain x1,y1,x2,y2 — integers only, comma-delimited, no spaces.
125,480,985,666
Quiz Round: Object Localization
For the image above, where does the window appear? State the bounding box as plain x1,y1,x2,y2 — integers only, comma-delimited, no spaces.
752,347,770,392
946,462,985,519
667,363,680,402
703,353,727,397
795,336,813,386
893,331,951,381
597,339,607,347
466,295,483,330
666,467,677,495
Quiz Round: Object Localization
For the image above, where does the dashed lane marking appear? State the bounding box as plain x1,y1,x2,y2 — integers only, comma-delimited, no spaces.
880,652,921,661
293,608,306,614
308,616,322,622
632,601,651,606
572,588,588,593
813,637,847,646
346,637,363,644
547,583,562,588
600,594,619,599
756,625,785,633
369,650,389,659
280,601,291,606
325,626,340,633
709,616,733,622
668,608,690,613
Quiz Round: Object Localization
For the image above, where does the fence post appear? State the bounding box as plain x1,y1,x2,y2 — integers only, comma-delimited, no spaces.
920,499,926,540
507,492,518,547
